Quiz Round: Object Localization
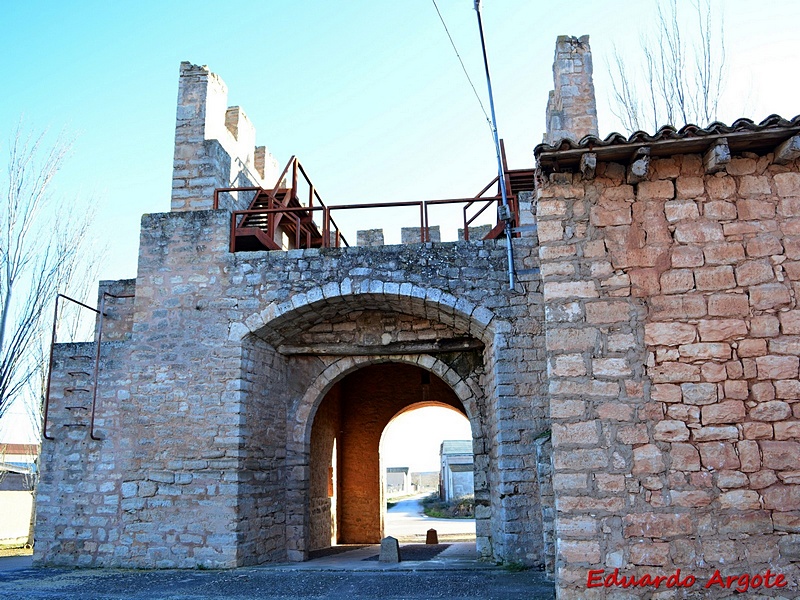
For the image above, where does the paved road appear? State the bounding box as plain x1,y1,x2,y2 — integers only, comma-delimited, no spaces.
0,563,555,599
0,498,554,599
384,494,475,541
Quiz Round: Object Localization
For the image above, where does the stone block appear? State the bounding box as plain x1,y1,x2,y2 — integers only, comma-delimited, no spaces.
756,355,799,380
650,362,700,383
706,293,749,317
750,401,792,422
670,443,700,471
623,513,693,538
693,266,736,291
775,380,800,400
653,420,690,442
644,322,696,346
596,402,634,421
705,178,736,200
659,269,694,294
681,383,717,405
545,328,598,352
703,242,744,265
674,220,723,244
692,426,739,441
775,172,800,196
650,294,707,319
737,338,767,357
750,283,791,310
400,226,440,244
738,175,771,196
356,229,385,247
773,511,800,532
379,536,401,562
552,421,599,446
779,310,800,334
751,315,781,337
592,358,630,378
638,180,674,200
543,281,598,300
664,200,699,221
746,234,783,257
722,379,748,399
457,224,492,241
698,442,740,470
671,246,704,268
737,198,776,220
630,542,670,566
632,444,665,474
697,319,747,342
763,484,800,511
559,540,601,564
761,441,800,470
671,490,712,507
678,342,731,361
549,354,586,377
701,401,745,425
651,383,682,404
584,301,630,323
718,490,761,510
590,201,631,226
774,421,800,440
749,470,779,490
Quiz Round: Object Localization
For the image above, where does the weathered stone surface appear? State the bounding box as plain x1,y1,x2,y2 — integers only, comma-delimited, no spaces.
379,536,401,562
761,441,800,470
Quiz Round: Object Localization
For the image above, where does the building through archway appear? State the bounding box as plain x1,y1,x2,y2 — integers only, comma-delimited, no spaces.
308,363,471,550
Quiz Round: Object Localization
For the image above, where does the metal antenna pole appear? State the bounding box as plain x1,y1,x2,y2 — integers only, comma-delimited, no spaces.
474,0,515,291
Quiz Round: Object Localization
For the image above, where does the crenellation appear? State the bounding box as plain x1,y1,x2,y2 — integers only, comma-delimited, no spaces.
171,63,279,213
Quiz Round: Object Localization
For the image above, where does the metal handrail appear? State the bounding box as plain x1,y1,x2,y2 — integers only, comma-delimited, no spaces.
223,150,525,249
230,191,517,249
43,292,134,441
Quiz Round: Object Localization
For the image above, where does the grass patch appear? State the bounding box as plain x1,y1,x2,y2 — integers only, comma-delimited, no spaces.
421,494,474,519
502,560,530,572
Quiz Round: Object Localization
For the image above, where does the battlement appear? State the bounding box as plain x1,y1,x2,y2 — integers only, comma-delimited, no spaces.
171,62,279,212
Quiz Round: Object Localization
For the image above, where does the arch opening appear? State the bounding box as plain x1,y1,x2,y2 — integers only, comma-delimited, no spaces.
307,362,477,551
381,404,475,544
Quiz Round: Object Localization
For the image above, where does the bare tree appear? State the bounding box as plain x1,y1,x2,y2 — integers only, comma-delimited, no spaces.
609,0,726,133
0,123,97,427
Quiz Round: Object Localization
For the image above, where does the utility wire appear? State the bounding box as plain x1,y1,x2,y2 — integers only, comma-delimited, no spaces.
431,0,492,129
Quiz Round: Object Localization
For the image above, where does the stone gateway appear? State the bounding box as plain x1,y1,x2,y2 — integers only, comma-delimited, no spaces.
35,37,800,600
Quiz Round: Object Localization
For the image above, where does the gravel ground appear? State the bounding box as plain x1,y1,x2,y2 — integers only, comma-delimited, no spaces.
0,566,555,600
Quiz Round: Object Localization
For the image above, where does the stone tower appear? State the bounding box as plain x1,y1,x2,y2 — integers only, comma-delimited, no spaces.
544,35,598,145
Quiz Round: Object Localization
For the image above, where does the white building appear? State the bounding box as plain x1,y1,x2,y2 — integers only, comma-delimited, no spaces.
439,440,474,501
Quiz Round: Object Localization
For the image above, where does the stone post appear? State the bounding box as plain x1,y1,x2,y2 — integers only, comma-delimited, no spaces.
171,62,231,211
544,35,599,146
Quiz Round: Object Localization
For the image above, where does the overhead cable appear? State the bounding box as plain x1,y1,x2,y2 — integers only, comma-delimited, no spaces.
430,0,492,129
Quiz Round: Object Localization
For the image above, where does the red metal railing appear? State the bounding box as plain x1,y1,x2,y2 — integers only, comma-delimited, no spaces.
219,150,524,251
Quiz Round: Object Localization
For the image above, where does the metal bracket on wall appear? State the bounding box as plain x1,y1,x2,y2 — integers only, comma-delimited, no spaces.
42,292,134,441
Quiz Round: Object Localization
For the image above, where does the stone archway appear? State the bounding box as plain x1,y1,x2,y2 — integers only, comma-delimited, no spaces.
290,355,488,559
236,286,547,567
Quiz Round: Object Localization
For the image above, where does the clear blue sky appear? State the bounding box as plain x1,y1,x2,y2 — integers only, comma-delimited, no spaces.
1,0,799,442
2,0,798,280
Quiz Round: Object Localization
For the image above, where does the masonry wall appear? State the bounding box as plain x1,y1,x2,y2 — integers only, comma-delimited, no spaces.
538,153,800,598
308,381,340,551
35,341,131,566
36,205,550,567
237,335,289,564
